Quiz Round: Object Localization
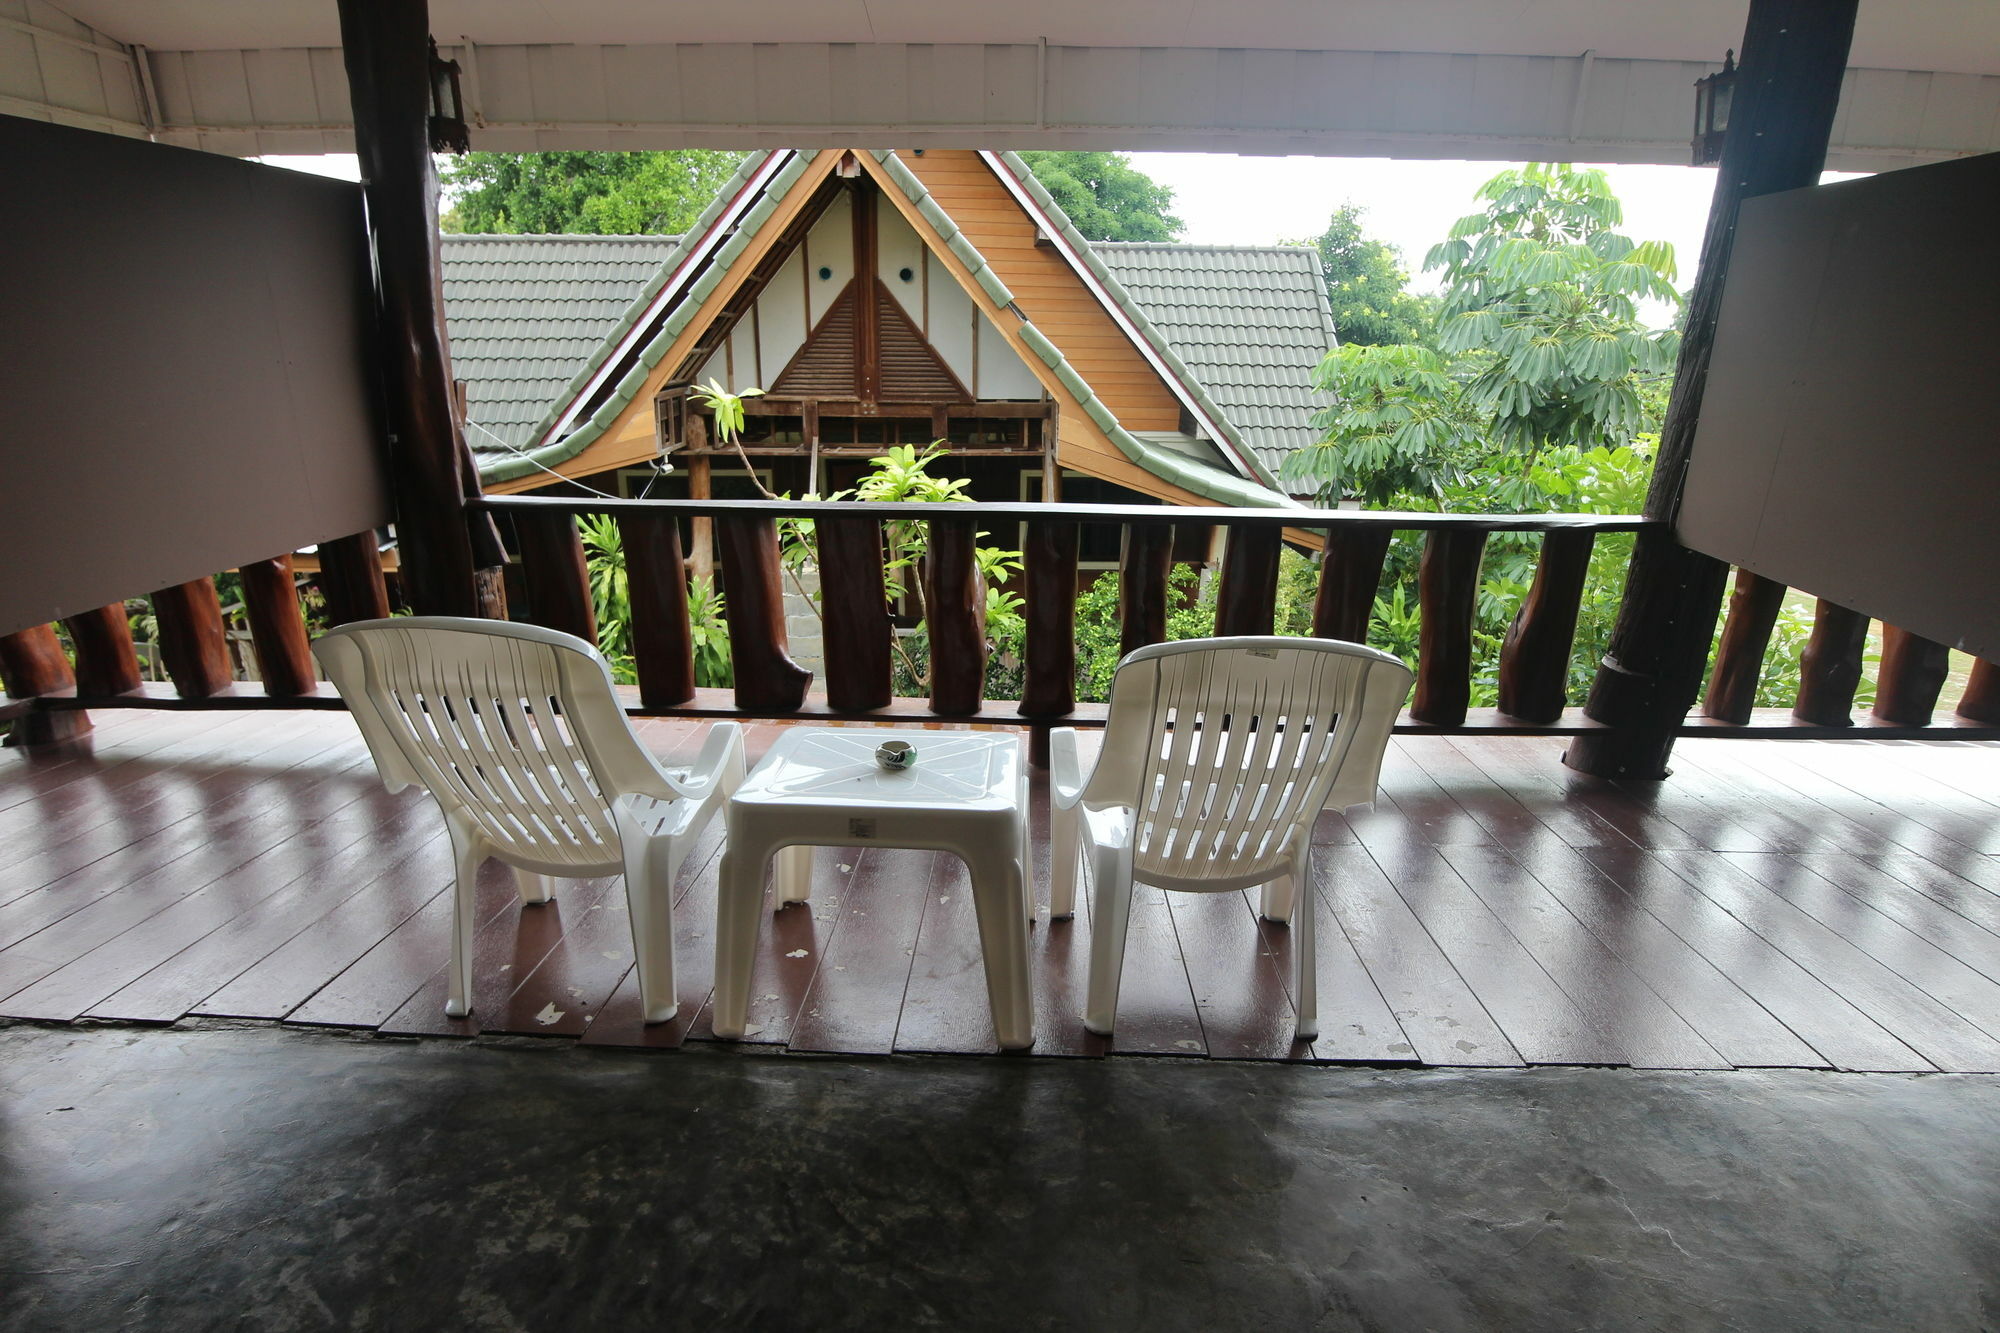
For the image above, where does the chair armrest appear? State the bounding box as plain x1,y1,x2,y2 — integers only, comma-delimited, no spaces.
675,720,746,801
1049,727,1093,809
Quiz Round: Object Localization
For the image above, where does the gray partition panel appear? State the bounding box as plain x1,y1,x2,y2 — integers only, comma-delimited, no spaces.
0,115,388,639
1678,151,2000,660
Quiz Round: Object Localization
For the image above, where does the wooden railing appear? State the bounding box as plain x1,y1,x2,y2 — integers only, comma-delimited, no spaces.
6,499,1997,756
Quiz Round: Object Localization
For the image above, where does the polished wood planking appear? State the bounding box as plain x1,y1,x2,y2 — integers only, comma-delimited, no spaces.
4,710,2000,1074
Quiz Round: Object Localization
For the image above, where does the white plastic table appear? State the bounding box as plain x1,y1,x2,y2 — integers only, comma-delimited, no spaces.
710,727,1034,1050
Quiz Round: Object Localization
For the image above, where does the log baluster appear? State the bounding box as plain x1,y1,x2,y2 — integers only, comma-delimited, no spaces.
715,516,812,713
1019,520,1079,718
816,515,892,712
61,604,142,697
1213,524,1282,637
515,511,596,644
620,513,697,709
1958,659,2000,724
317,532,392,625
0,624,90,745
1872,625,1951,726
151,578,233,700
1496,528,1595,724
1117,524,1174,659
924,516,986,717
1702,569,1788,723
1311,526,1392,644
1792,599,1870,725
238,555,317,697
1409,529,1488,726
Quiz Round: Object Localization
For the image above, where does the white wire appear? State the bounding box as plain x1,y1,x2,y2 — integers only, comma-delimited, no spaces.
463,418,668,504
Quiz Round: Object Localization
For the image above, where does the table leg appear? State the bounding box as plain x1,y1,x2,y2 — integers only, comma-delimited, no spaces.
968,853,1034,1050
776,843,813,905
711,846,768,1040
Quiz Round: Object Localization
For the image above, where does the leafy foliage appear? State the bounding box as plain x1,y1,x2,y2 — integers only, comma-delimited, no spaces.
1017,151,1183,242
1282,164,1682,507
1289,204,1435,347
440,151,746,235
580,513,732,689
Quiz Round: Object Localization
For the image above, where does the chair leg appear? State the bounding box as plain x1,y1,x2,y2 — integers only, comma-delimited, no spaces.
1292,876,1318,1041
1259,871,1297,924
1050,803,1080,920
445,829,483,1019
1082,843,1135,1036
514,868,557,905
710,848,767,1040
622,837,683,1025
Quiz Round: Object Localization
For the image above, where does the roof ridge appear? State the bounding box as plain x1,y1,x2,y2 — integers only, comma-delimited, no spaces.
1091,241,1315,254
440,232,682,243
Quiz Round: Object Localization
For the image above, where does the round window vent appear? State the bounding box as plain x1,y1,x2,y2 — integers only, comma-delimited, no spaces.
898,266,914,282
818,265,832,280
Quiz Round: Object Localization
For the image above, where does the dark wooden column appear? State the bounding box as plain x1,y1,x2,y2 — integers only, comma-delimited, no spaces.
816,516,893,711
1792,600,1870,726
1018,520,1079,718
515,512,596,644
337,0,478,617
715,517,812,713
1118,524,1174,659
1567,0,1859,777
151,578,233,700
317,532,392,625
1409,530,1487,726
1213,525,1281,637
1312,527,1391,644
1702,568,1788,723
924,517,986,717
1872,625,1951,727
62,605,142,697
238,556,317,697
1496,528,1594,724
0,625,89,745
621,513,697,709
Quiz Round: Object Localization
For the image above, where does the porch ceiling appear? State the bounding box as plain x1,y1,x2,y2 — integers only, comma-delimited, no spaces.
13,1,2000,169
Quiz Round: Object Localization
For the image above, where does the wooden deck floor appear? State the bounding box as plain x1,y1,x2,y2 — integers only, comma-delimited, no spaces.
3,709,1998,1070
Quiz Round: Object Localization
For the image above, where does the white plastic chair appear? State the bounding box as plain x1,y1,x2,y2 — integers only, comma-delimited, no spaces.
1050,637,1412,1040
312,617,744,1024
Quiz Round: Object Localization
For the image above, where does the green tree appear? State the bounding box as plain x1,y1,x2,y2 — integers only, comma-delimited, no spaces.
1017,151,1182,241
1281,164,1681,505
440,150,747,234
1290,204,1433,346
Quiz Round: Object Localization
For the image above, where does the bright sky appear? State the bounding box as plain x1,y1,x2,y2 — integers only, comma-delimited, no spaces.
263,150,1862,327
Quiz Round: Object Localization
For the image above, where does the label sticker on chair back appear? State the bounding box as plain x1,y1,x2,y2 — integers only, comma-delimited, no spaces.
1248,647,1279,659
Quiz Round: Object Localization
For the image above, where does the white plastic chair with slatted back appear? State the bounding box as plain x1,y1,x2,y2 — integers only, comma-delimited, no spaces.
312,617,744,1024
1049,637,1411,1040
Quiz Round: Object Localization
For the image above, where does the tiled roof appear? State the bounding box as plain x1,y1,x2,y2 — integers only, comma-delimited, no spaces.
1091,243,1336,475
441,233,682,458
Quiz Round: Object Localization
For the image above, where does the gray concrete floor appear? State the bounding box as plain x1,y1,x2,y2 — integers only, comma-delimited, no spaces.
2,1024,1997,1331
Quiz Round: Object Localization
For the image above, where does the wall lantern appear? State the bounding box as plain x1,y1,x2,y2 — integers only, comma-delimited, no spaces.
428,38,471,154
1691,49,1737,166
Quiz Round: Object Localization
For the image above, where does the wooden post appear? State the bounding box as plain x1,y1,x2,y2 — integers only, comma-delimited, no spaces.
1872,625,1951,727
1018,520,1079,720
1496,528,1595,724
337,0,478,617
1792,599,1870,726
456,380,509,620
0,624,90,745
1702,568,1788,723
151,578,233,700
686,450,715,585
714,516,812,713
621,512,697,708
1311,526,1392,644
1567,0,1859,777
1213,525,1282,637
61,604,142,697
238,555,317,698
514,512,597,644
924,516,986,717
1409,530,1487,726
817,516,893,711
1118,524,1174,659
317,531,392,625
1958,659,2000,724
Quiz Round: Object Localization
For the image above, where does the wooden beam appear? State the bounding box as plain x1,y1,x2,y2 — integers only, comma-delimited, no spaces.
336,0,477,616
1567,0,1859,778
851,183,880,402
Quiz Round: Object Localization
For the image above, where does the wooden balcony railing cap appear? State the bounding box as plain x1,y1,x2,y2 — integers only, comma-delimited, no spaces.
476,494,1657,534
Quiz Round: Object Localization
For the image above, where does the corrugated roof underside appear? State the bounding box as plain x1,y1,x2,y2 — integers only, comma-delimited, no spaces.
442,234,681,455
1091,243,1334,474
